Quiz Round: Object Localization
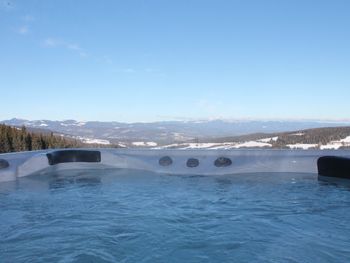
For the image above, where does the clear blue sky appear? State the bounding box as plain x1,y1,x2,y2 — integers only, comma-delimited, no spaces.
1,0,350,122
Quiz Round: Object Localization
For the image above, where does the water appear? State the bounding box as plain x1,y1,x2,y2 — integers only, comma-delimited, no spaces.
1,169,350,262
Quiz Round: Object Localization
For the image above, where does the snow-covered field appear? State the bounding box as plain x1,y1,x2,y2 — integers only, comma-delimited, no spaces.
290,132,304,136
153,141,273,150
77,137,110,145
258,136,278,143
151,135,350,150
319,136,350,150
132,141,158,147
287,144,318,150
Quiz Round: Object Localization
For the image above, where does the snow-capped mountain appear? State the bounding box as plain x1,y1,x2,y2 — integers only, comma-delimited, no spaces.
2,118,350,148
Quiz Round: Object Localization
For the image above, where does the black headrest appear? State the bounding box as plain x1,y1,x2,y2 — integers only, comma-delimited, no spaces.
317,156,350,179
47,150,101,165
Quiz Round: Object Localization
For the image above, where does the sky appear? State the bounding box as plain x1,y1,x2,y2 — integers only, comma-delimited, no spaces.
1,0,350,122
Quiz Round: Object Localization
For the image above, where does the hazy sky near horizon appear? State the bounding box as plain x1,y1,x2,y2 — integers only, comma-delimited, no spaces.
1,0,350,122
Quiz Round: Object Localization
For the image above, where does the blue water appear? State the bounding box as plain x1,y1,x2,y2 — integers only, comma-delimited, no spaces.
1,169,350,262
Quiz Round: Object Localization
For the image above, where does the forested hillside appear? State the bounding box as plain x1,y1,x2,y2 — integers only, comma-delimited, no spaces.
210,127,350,146
0,124,81,153
272,127,350,148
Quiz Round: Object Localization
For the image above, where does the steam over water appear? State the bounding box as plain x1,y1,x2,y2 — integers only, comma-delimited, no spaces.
1,169,350,262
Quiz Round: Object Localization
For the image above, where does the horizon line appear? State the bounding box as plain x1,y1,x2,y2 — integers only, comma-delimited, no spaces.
3,117,350,124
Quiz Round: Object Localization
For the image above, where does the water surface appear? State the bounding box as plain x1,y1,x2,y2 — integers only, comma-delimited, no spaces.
1,169,350,262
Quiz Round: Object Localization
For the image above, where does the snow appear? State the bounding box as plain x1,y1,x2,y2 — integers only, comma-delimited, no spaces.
340,136,350,143
287,144,318,150
210,144,236,150
146,142,158,147
320,143,343,150
60,121,86,127
39,123,48,127
319,135,350,149
132,141,158,147
76,136,110,145
156,141,272,150
258,136,278,143
132,142,145,146
212,141,272,149
183,143,222,149
232,141,272,148
83,138,110,145
152,143,183,149
290,132,304,136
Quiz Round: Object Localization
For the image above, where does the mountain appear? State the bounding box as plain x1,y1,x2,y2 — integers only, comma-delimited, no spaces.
156,126,350,150
2,118,350,147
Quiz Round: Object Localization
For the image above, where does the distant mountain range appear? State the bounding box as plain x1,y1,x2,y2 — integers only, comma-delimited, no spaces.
156,126,350,150
2,118,350,149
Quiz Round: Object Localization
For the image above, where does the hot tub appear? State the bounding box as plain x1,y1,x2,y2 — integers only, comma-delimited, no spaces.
1,149,350,262
1,148,350,182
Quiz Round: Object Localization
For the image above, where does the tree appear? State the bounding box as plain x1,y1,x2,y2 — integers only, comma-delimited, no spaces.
25,133,32,151
0,124,84,153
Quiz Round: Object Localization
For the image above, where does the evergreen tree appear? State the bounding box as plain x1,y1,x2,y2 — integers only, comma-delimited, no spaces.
25,133,32,151
0,124,84,153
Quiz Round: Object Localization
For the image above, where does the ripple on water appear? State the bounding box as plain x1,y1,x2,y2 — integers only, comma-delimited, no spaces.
0,170,350,262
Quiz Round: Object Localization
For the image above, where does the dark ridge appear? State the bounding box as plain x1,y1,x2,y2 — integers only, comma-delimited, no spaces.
47,150,101,165
317,156,350,179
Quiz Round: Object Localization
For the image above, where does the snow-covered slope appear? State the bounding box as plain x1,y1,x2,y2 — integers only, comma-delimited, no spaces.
2,118,350,149
2,118,350,145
